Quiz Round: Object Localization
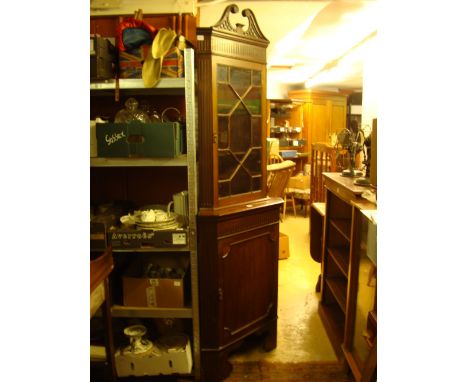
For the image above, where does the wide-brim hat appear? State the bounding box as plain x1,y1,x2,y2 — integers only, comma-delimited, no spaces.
142,28,177,88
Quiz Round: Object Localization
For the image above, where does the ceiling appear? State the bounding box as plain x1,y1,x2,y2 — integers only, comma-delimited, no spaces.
198,0,378,92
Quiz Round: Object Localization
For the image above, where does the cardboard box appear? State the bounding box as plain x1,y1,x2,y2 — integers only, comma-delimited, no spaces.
96,122,182,158
279,232,290,260
122,256,190,308
123,272,187,308
288,174,310,190
108,228,188,249
115,336,193,376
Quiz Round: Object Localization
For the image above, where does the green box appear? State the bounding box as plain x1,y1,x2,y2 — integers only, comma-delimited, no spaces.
96,122,182,158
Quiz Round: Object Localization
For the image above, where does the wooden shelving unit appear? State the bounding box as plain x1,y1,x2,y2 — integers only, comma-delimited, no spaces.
268,99,305,149
319,172,376,373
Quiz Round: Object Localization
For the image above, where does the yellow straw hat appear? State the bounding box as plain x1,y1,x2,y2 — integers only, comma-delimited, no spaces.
142,28,177,88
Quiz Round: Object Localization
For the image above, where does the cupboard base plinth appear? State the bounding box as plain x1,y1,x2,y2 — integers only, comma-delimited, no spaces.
201,318,277,382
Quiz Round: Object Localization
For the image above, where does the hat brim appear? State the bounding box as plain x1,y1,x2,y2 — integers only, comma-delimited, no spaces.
142,50,162,88
152,28,178,59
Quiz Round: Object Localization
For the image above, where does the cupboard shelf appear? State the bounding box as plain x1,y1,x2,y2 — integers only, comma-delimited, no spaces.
112,246,190,253
327,247,349,277
318,303,345,355
330,218,351,241
91,77,186,90
90,156,188,167
111,305,193,319
326,277,347,312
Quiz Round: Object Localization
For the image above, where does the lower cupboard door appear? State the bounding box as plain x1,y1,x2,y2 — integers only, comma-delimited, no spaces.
218,226,278,343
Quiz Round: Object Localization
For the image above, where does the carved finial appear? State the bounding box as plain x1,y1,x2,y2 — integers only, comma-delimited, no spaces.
212,4,269,43
213,4,239,32
241,8,269,42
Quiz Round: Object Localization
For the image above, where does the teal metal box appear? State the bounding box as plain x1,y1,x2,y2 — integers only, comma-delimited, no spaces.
96,122,182,158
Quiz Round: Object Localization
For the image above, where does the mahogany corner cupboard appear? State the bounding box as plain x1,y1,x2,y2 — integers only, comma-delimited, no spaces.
195,5,282,381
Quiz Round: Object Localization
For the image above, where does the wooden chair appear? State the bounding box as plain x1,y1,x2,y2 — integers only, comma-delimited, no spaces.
267,160,296,220
309,143,343,291
285,173,309,217
311,143,340,203
267,154,296,217
268,153,284,165
267,153,284,190
309,143,356,291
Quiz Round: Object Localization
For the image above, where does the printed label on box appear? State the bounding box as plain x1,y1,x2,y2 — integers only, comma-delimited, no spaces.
174,281,181,287
146,286,157,307
172,233,187,245
149,279,159,286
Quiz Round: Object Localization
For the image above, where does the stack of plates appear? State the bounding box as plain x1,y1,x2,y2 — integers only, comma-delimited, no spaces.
134,210,180,230
135,216,179,230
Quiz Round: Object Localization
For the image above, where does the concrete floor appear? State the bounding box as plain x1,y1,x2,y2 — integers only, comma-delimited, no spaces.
229,212,336,363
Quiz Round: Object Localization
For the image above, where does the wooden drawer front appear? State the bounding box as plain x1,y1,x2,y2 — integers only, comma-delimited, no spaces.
217,206,279,238
325,182,358,205
218,224,278,344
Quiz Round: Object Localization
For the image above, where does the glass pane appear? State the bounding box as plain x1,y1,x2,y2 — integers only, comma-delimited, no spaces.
252,175,261,191
216,65,264,199
231,166,251,195
218,151,239,180
219,180,230,197
217,65,228,83
244,148,262,175
252,70,261,86
230,67,251,97
230,103,251,153
244,86,261,115
352,215,377,368
218,116,229,149
218,83,238,114
251,117,262,147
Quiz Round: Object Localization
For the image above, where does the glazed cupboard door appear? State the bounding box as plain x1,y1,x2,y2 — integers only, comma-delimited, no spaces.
218,225,278,344
196,4,270,211
215,59,266,205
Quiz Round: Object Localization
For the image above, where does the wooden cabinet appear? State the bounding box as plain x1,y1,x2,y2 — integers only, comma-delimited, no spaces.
195,5,282,381
288,90,347,161
197,200,282,381
91,48,200,380
319,172,376,381
343,208,377,382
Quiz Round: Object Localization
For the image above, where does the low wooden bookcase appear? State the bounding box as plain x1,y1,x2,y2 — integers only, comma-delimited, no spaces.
319,172,377,382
